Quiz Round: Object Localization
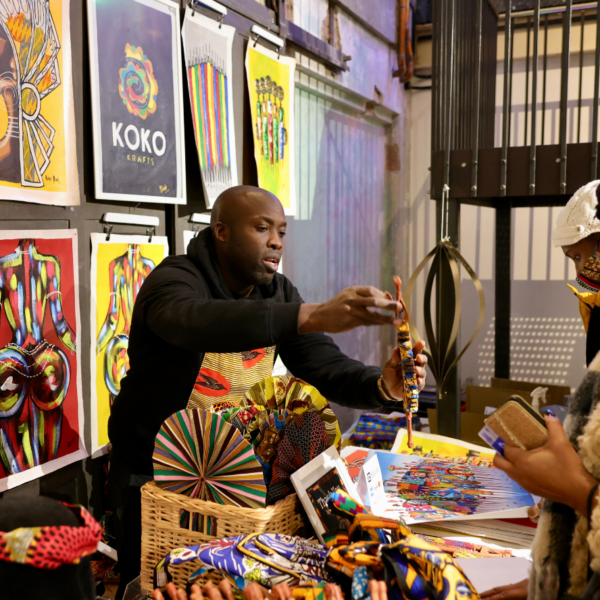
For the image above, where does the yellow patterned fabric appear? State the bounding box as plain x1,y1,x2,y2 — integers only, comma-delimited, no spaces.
242,376,341,448
187,347,276,411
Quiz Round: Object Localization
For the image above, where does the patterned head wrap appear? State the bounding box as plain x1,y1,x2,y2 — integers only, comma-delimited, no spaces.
0,504,102,569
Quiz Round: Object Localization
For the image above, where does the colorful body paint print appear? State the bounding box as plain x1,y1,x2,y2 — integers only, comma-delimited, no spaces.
182,9,237,207
0,0,79,205
245,44,296,216
367,451,535,525
0,231,84,491
90,233,168,456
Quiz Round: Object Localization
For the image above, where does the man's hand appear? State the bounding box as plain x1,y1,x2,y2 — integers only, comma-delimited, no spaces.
493,415,597,516
480,579,528,600
298,286,403,335
381,340,428,401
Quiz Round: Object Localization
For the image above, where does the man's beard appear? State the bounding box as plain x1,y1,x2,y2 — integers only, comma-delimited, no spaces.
228,239,273,286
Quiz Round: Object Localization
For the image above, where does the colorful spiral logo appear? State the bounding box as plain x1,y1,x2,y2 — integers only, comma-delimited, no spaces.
118,43,158,120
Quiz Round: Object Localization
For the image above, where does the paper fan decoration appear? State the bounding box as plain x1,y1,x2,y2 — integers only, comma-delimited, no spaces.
243,376,341,448
153,409,267,508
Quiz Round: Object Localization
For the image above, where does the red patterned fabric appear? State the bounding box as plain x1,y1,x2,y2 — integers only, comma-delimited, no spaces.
267,412,329,504
0,503,101,569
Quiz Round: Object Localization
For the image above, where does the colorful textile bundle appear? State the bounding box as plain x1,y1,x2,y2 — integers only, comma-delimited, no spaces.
153,490,481,600
349,413,421,450
268,412,329,504
154,533,328,590
0,504,101,569
243,376,341,448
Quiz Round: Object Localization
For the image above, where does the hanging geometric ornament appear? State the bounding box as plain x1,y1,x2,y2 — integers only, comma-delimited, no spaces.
404,192,486,404
242,376,341,448
153,409,267,508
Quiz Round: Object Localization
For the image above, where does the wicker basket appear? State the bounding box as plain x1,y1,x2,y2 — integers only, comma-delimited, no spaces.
140,482,304,592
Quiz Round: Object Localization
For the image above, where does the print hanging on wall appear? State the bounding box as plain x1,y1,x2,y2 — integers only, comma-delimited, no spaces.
90,232,169,456
181,8,238,208
245,43,296,216
87,0,186,204
0,230,85,491
0,0,79,206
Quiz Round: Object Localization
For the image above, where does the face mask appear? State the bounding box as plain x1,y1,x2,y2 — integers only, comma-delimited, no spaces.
577,240,600,291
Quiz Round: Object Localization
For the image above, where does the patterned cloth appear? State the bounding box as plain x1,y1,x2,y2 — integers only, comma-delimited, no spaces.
267,412,329,504
349,414,422,450
0,504,102,569
187,346,276,410
243,376,341,448
154,534,329,590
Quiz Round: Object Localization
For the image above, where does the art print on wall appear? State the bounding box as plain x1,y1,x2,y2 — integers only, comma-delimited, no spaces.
87,0,186,204
0,230,85,491
245,44,296,216
182,8,238,208
0,0,79,206
90,232,169,456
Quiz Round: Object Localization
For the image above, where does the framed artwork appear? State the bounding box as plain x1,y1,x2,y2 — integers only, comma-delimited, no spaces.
87,0,186,204
0,230,85,491
291,446,359,543
0,0,79,206
245,43,296,216
90,232,169,456
181,8,238,208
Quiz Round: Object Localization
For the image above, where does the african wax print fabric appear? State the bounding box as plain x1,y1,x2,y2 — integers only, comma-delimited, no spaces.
243,376,341,448
0,504,101,569
267,412,329,504
154,533,329,590
349,414,422,450
187,346,276,411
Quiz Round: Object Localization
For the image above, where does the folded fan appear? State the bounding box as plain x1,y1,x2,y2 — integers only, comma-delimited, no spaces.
153,408,267,508
243,376,341,448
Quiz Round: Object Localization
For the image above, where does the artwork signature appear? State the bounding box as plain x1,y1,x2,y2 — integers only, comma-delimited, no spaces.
159,185,169,194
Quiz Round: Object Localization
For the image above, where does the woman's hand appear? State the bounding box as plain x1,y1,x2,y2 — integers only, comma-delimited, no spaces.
493,415,597,516
481,579,528,600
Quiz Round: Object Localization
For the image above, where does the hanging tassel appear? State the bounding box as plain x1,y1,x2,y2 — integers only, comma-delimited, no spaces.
394,276,419,448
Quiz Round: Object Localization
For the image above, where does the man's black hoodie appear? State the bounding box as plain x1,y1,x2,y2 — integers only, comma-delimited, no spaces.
108,228,383,476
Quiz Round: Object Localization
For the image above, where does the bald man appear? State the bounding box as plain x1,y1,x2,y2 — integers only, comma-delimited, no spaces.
108,185,427,598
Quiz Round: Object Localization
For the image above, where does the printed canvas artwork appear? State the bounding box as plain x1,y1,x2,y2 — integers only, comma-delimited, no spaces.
392,429,495,467
368,451,535,525
87,0,186,204
245,43,296,216
0,230,85,491
0,0,79,206
90,232,168,456
181,8,238,208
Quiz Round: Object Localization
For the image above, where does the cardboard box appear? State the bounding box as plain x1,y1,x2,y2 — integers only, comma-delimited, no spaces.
490,378,570,407
428,385,534,445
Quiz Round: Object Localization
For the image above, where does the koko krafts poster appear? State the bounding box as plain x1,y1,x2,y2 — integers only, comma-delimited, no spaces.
87,0,186,203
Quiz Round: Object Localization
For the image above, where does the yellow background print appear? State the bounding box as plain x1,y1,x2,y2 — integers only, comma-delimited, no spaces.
94,242,167,448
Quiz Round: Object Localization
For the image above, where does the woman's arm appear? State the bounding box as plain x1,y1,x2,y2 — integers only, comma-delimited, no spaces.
494,415,598,517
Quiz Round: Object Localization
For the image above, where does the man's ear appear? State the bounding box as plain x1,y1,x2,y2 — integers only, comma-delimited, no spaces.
212,222,228,243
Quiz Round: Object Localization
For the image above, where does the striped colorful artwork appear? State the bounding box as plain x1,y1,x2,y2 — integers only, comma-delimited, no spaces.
153,408,267,509
182,10,238,206
187,48,232,195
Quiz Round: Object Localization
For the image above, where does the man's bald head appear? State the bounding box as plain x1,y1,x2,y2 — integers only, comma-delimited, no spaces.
210,186,287,293
210,185,283,228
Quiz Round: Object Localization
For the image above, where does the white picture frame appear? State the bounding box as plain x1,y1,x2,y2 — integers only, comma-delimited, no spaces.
87,0,186,204
291,446,360,543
